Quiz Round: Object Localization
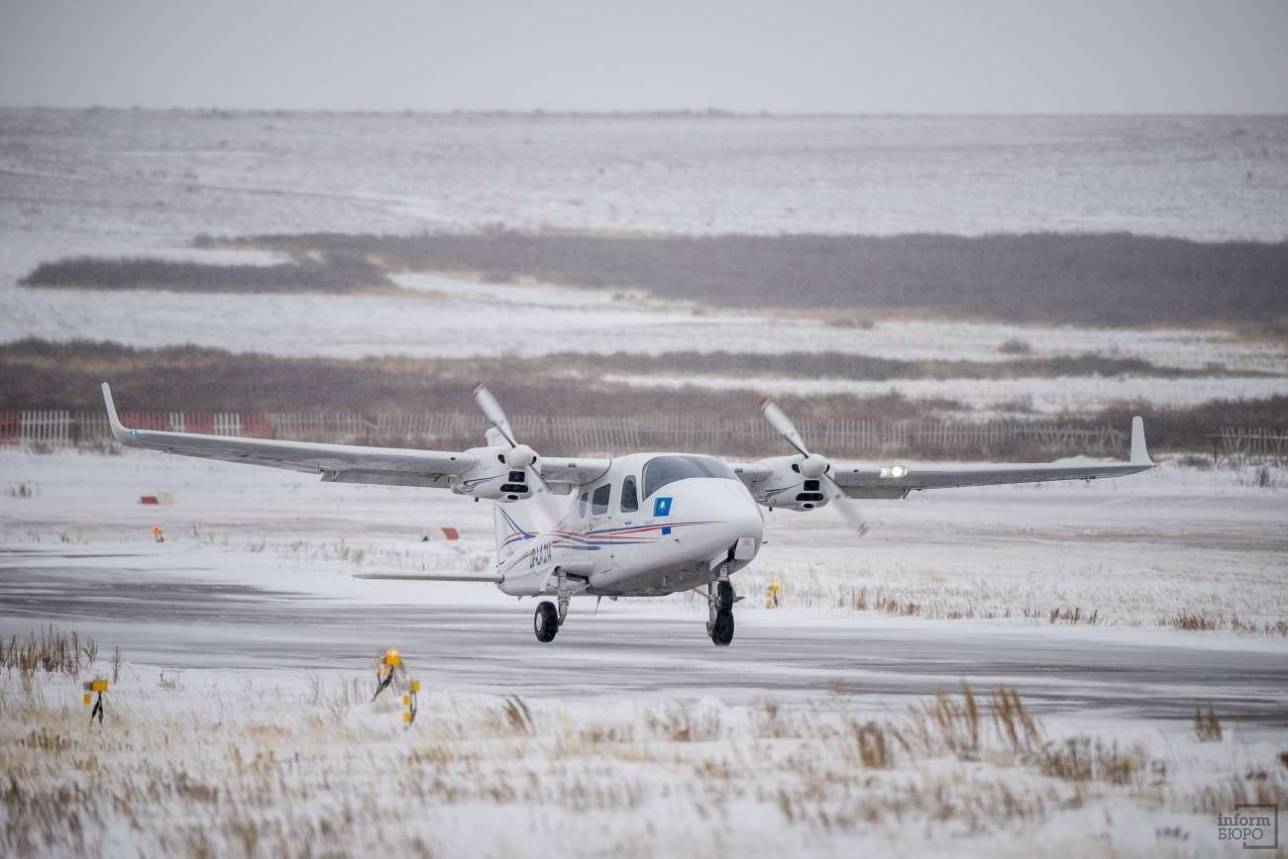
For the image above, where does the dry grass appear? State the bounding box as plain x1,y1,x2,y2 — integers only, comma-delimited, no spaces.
1166,612,1220,632
0,662,1283,858
1193,705,1223,742
796,574,1288,637
0,626,101,678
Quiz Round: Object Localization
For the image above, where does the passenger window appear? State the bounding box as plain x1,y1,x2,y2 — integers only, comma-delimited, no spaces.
620,476,638,513
578,491,588,518
592,484,611,516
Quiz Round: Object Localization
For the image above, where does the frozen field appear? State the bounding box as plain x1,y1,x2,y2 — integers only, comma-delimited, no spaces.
4,272,1286,385
3,112,1286,289
609,372,1288,415
1,448,1285,857
4,109,1287,419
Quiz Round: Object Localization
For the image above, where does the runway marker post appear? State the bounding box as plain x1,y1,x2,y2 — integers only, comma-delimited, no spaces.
83,677,109,725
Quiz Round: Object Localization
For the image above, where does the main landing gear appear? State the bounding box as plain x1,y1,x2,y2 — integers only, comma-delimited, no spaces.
706,570,735,647
534,572,572,643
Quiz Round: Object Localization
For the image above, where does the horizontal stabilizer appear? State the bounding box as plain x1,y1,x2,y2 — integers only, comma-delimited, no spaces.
353,572,502,583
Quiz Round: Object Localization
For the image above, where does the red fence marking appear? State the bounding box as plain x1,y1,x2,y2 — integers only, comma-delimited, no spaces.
0,412,18,445
240,413,272,438
184,412,214,434
120,412,169,431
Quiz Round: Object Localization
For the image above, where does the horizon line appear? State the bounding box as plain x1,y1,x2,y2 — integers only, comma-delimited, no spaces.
2,104,1286,119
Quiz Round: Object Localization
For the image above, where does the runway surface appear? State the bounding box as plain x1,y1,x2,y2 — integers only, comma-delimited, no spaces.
2,551,1285,728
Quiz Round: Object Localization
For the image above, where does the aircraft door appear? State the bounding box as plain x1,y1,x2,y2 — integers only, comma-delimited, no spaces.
590,483,612,523
590,482,614,562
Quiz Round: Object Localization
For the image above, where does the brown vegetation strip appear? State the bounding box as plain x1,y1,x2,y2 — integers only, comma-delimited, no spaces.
20,254,392,294
208,230,1288,327
2,339,1285,451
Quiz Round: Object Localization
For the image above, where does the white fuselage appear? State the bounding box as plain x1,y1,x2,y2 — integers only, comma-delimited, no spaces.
493,453,764,598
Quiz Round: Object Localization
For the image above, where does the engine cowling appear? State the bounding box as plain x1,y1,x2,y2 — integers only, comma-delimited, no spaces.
454,445,534,502
743,454,831,511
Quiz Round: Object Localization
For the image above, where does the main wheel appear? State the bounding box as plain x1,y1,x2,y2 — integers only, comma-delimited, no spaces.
710,609,734,646
534,600,559,642
716,580,735,613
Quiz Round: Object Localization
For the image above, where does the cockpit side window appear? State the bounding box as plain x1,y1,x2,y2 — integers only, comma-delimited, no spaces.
642,455,737,499
591,483,611,515
620,475,638,513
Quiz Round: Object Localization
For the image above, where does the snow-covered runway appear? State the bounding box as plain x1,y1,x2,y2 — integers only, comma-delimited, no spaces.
3,548,1284,731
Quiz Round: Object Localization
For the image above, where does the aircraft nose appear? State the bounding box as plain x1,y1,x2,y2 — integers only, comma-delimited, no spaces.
722,482,764,537
661,478,763,546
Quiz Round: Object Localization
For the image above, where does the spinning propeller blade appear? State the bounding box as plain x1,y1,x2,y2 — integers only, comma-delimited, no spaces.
473,383,516,447
760,398,810,457
473,384,563,528
822,474,870,537
760,398,869,537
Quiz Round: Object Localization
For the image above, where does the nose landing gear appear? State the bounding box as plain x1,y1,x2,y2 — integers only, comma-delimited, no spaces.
706,571,736,646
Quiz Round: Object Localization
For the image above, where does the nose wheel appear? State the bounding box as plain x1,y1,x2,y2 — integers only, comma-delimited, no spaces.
707,576,736,646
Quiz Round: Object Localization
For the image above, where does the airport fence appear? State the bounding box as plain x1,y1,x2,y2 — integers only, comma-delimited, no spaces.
4,408,1281,462
0,408,1147,459
1206,427,1288,463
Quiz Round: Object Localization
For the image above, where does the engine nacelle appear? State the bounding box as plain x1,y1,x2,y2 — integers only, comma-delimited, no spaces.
742,454,831,511
454,445,535,502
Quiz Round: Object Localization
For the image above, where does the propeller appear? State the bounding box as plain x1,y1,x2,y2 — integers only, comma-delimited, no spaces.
473,384,564,528
760,398,869,536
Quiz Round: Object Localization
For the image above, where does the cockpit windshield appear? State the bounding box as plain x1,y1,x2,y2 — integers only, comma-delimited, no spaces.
641,455,737,499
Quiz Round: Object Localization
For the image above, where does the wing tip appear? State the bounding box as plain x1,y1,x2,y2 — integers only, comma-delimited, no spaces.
1130,415,1150,465
100,382,130,442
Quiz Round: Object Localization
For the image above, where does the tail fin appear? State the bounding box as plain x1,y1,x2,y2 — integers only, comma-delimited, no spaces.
494,503,537,564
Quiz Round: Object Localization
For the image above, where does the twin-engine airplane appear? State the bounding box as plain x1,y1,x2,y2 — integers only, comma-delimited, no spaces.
100,383,1152,646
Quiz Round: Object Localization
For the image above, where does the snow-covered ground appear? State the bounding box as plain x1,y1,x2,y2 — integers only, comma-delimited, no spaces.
4,272,1286,380
2,663,1284,858
3,448,1285,856
3,109,1286,414
1,447,1285,857
3,112,1286,279
607,372,1288,415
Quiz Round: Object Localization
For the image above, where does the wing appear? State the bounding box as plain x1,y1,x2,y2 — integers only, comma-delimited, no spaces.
835,417,1153,495
538,457,613,489
734,417,1153,500
101,383,475,488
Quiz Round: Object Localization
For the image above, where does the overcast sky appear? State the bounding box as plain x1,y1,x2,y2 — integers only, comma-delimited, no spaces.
2,0,1286,113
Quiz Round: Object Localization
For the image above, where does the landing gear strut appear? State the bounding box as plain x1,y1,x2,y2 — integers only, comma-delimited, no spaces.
706,567,735,646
